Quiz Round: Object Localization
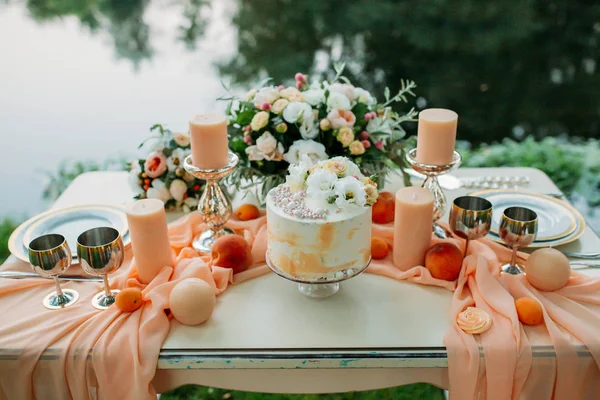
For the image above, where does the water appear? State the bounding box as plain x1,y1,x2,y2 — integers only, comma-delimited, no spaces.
1,0,599,221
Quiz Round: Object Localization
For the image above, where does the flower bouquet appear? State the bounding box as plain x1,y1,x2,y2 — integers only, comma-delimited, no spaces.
129,124,205,212
222,63,418,202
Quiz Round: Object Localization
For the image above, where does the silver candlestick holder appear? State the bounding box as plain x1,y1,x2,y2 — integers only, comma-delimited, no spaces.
406,148,462,238
183,152,239,253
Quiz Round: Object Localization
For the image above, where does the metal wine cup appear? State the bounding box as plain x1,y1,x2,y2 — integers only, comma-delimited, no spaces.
77,227,124,310
499,206,538,275
28,233,79,309
449,196,493,256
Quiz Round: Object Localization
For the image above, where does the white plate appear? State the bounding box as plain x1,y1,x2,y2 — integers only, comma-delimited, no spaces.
469,190,586,248
9,204,129,263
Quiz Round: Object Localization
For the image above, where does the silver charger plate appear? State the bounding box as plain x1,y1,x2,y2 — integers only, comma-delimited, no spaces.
8,204,129,263
469,190,586,248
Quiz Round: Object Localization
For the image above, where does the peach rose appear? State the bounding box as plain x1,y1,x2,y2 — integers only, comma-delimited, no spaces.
337,127,355,147
327,109,356,129
144,151,168,178
349,140,366,155
251,111,270,131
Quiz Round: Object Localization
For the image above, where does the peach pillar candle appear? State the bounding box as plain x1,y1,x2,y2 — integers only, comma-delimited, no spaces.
416,108,458,165
393,187,434,271
126,199,174,284
189,113,229,170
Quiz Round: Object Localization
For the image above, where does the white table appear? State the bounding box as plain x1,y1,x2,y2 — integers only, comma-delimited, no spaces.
9,168,600,393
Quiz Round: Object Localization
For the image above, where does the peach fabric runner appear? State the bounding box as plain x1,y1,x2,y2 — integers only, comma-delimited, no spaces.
1,213,599,399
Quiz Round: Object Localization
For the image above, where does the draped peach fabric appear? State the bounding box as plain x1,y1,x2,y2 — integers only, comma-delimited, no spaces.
1,214,600,399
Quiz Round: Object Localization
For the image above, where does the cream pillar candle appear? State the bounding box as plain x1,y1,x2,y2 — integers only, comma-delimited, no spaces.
126,199,174,284
393,187,434,271
416,108,458,165
189,113,229,170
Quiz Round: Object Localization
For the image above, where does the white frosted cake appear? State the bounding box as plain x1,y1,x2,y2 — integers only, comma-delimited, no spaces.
267,156,378,280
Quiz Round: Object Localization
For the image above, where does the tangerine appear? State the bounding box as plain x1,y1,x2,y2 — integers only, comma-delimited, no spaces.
115,287,144,312
515,297,544,326
235,204,260,221
371,237,389,259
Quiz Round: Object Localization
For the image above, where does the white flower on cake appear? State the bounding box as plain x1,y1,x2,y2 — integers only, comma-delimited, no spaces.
333,176,367,207
306,169,338,200
329,83,357,101
283,139,328,165
147,180,172,203
326,91,351,111
172,132,190,147
283,102,313,124
286,154,313,192
246,132,284,161
167,148,186,172
253,87,280,107
169,179,188,202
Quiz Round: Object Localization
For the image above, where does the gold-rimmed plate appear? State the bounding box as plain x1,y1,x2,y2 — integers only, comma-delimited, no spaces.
8,204,129,263
469,190,586,248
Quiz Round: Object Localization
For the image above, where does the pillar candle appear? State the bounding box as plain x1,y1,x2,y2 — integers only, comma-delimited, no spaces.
393,187,434,271
416,108,458,165
126,199,174,284
189,113,229,170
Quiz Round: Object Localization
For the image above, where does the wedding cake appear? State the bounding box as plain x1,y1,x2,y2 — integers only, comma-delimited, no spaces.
266,156,378,280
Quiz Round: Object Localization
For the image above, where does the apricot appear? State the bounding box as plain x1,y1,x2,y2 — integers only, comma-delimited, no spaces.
371,237,389,259
211,234,252,274
372,192,395,224
235,204,260,221
115,287,143,312
425,243,463,281
515,297,544,326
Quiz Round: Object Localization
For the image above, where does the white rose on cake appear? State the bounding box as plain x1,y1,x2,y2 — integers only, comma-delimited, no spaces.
283,139,328,165
286,154,313,192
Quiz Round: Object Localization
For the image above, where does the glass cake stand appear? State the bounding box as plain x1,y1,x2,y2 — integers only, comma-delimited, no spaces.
265,252,372,299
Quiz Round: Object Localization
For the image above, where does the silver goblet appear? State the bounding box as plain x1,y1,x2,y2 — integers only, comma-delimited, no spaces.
449,196,493,256
499,207,538,275
28,233,79,309
77,227,125,310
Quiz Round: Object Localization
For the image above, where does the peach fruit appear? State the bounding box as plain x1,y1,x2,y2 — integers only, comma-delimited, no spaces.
115,287,143,312
371,237,389,259
425,243,463,281
372,192,395,224
211,234,252,274
515,297,544,326
235,204,260,221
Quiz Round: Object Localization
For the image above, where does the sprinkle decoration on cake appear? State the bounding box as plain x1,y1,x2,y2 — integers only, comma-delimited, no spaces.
266,156,378,280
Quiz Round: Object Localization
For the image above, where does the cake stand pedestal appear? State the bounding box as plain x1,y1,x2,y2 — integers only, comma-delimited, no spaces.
265,252,372,299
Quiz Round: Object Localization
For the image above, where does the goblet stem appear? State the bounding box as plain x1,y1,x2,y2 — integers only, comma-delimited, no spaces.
510,246,518,267
464,238,470,258
53,276,64,297
103,275,112,297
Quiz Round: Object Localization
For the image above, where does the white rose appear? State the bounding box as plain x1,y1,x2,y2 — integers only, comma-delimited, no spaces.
333,176,366,208
167,148,187,171
329,83,357,101
147,180,171,204
367,117,392,134
282,102,313,124
302,89,325,106
169,179,188,202
256,131,278,154
326,91,351,111
306,169,338,200
330,156,362,177
253,87,280,107
280,87,303,102
172,132,190,147
354,87,375,105
299,120,320,140
283,140,328,165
